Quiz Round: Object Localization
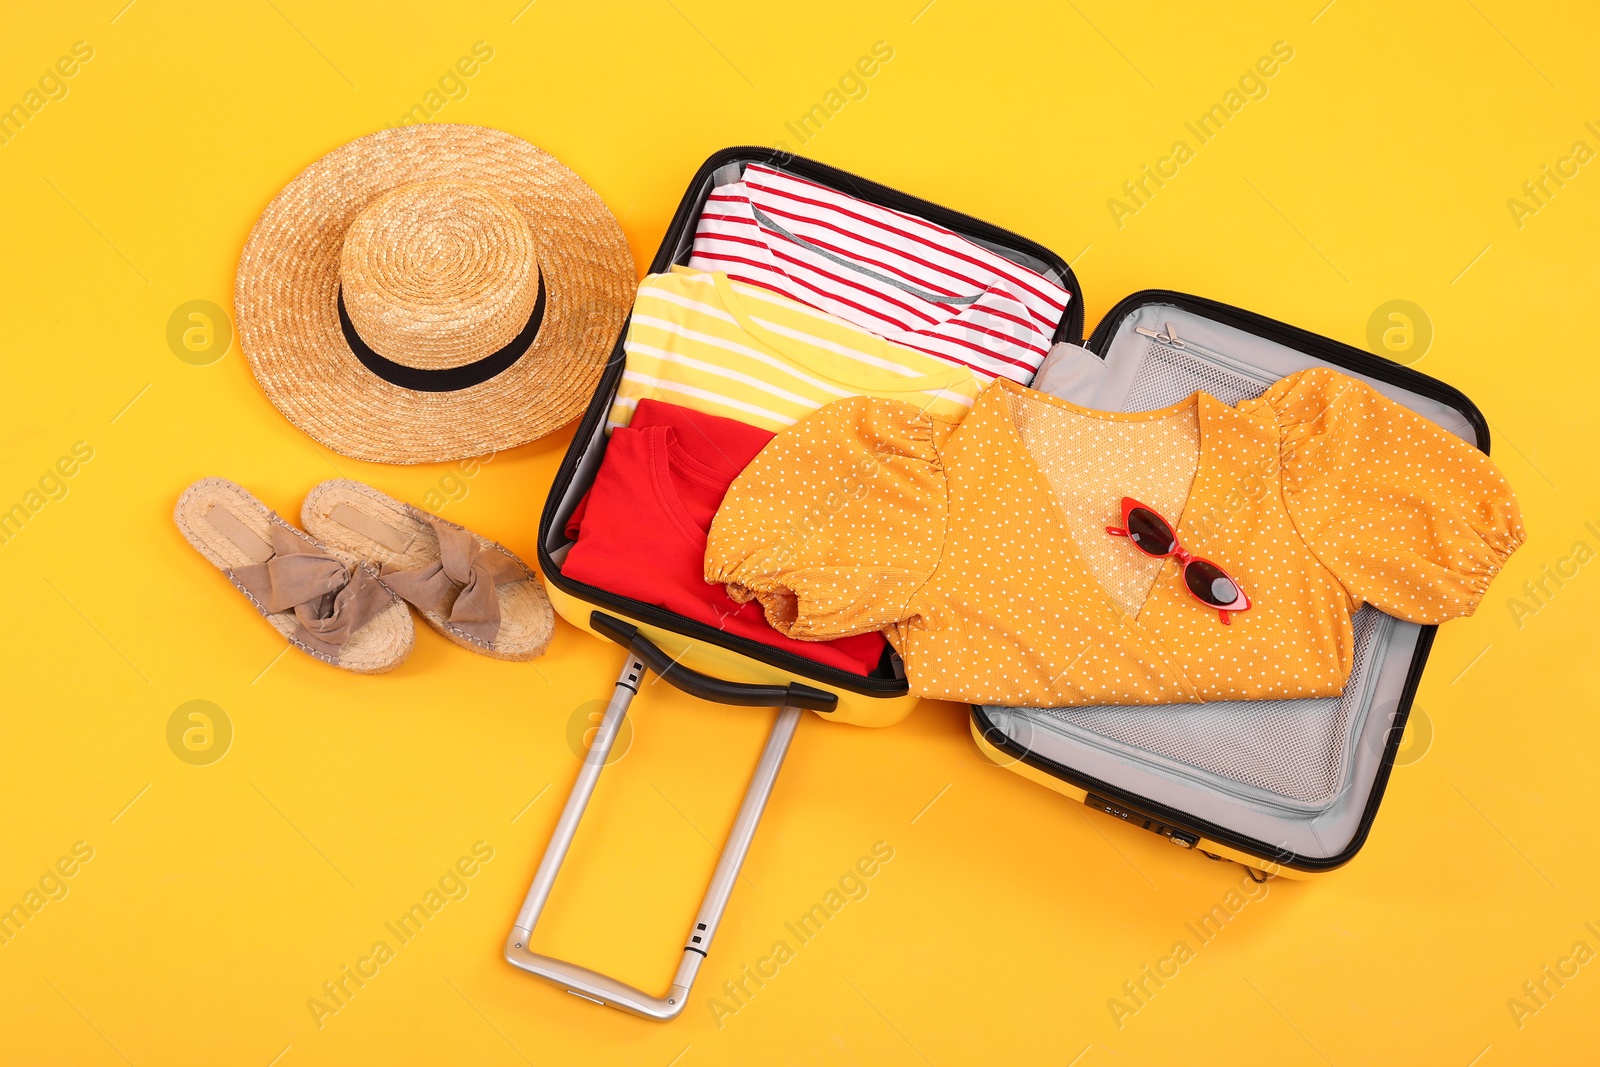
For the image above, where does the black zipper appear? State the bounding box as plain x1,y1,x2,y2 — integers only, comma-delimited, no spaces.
538,147,1080,698
971,289,1492,871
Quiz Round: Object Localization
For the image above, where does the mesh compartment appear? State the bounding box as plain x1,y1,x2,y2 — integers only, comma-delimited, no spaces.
1035,335,1389,806
1124,340,1276,410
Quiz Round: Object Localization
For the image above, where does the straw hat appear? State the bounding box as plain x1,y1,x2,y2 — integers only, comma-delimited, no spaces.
235,124,634,464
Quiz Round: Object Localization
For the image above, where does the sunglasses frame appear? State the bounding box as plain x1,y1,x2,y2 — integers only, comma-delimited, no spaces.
1105,496,1251,624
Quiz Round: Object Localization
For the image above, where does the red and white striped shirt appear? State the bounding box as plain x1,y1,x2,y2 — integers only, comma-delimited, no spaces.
687,164,1071,385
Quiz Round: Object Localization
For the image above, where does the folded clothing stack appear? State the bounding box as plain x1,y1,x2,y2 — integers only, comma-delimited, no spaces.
563,165,1074,676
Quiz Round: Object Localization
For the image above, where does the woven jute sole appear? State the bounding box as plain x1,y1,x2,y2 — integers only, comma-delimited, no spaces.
174,477,414,673
300,479,554,661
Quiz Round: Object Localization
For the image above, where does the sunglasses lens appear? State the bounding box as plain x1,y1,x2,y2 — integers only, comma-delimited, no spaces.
1184,559,1239,607
1125,508,1176,556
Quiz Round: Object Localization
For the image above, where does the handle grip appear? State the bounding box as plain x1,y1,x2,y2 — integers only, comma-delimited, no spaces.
590,611,837,712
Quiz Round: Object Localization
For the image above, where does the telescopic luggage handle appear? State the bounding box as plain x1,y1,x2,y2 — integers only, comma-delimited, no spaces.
504,612,837,1020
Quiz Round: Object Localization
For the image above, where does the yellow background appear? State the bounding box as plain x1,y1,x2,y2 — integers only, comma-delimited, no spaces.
1,1,1595,1064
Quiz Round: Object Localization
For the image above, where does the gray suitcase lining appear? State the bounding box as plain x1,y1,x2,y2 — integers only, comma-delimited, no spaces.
980,303,1475,861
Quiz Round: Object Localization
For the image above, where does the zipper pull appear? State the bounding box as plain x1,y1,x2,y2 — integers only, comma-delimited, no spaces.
1133,322,1186,348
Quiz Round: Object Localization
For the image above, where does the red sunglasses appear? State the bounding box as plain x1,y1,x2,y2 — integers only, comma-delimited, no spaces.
1105,497,1251,624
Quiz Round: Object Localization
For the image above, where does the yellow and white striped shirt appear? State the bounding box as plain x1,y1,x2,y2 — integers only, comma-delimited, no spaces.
608,268,982,433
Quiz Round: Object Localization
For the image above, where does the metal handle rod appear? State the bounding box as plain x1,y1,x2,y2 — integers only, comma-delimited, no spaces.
505,652,804,1021
667,702,802,994
511,653,645,934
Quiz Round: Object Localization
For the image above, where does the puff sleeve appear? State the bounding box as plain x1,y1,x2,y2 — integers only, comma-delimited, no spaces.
705,396,953,641
1261,368,1525,623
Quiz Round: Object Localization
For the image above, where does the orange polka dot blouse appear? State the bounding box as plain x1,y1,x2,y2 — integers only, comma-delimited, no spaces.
704,369,1525,707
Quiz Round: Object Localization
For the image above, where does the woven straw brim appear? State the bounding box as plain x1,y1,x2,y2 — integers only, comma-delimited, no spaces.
174,477,414,673
301,479,554,661
235,125,635,464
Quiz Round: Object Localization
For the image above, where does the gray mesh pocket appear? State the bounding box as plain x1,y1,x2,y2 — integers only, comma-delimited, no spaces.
1125,339,1277,409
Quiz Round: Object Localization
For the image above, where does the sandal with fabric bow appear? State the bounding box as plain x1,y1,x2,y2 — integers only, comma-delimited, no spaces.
174,478,415,673
300,479,554,661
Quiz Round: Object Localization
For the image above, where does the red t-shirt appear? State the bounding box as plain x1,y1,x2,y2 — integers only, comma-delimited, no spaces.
562,400,888,676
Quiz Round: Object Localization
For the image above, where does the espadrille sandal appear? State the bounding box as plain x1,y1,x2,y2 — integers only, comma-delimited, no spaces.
174,478,414,673
301,479,554,661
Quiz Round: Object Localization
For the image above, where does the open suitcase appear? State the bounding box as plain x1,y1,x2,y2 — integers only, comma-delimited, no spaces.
505,147,1491,1017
